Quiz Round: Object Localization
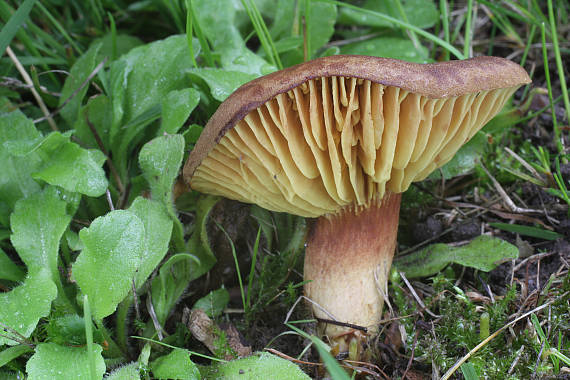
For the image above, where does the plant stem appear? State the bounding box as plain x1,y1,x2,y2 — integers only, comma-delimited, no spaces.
115,295,133,353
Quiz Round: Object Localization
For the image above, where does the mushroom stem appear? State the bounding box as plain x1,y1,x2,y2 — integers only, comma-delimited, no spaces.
304,191,402,354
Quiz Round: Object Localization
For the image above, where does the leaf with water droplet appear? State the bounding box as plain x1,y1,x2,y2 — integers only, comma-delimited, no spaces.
105,362,141,379
191,0,273,75
188,68,257,102
31,132,108,197
73,210,145,319
0,109,42,226
10,187,71,281
129,197,173,289
161,88,200,134
394,235,519,278
59,42,103,127
109,34,199,127
139,134,184,206
138,134,185,252
192,287,229,318
199,352,310,380
338,0,438,29
340,35,429,63
0,344,34,367
26,342,105,380
151,349,200,380
0,268,57,345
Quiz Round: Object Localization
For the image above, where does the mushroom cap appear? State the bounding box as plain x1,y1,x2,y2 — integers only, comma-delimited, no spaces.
183,55,530,217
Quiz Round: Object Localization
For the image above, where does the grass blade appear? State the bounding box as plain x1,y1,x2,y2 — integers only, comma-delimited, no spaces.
547,0,570,124
318,0,464,59
286,323,351,380
463,0,473,58
185,0,199,68
440,0,451,61
241,0,282,69
540,22,564,156
246,227,262,311
217,222,246,311
186,0,215,67
0,0,38,55
394,0,420,49
304,0,311,61
35,2,83,55
489,222,563,241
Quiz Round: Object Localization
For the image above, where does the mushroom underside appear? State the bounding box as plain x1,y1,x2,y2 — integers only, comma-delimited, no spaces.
191,76,515,217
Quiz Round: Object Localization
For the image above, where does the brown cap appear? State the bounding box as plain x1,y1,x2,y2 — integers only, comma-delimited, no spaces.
183,55,530,217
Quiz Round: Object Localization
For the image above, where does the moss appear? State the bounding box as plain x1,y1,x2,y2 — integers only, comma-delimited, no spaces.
396,273,569,379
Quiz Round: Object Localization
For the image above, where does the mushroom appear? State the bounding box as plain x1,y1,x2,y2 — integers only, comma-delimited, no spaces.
183,55,530,355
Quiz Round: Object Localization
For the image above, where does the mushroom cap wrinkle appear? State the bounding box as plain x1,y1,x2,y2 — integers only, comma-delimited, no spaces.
184,55,530,217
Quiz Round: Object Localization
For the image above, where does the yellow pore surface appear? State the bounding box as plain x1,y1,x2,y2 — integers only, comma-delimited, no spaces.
192,77,515,217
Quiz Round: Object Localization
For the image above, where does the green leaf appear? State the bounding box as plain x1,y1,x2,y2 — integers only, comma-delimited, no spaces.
186,195,220,280
340,35,429,63
489,223,563,241
0,247,25,282
306,2,337,58
26,343,105,380
109,35,198,126
0,110,42,226
59,42,103,126
192,287,230,318
30,132,108,197
394,235,519,278
150,253,200,326
460,362,480,380
338,0,438,29
96,33,143,62
139,134,185,251
188,68,257,102
65,229,84,251
73,210,145,319
267,0,295,38
279,2,337,65
10,187,71,281
0,345,34,368
73,95,112,151
139,134,185,205
113,104,162,182
192,0,273,75
104,362,141,380
44,314,103,346
0,269,57,345
129,197,173,289
161,88,200,134
199,352,310,380
151,349,200,380
107,35,198,180
183,124,204,144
